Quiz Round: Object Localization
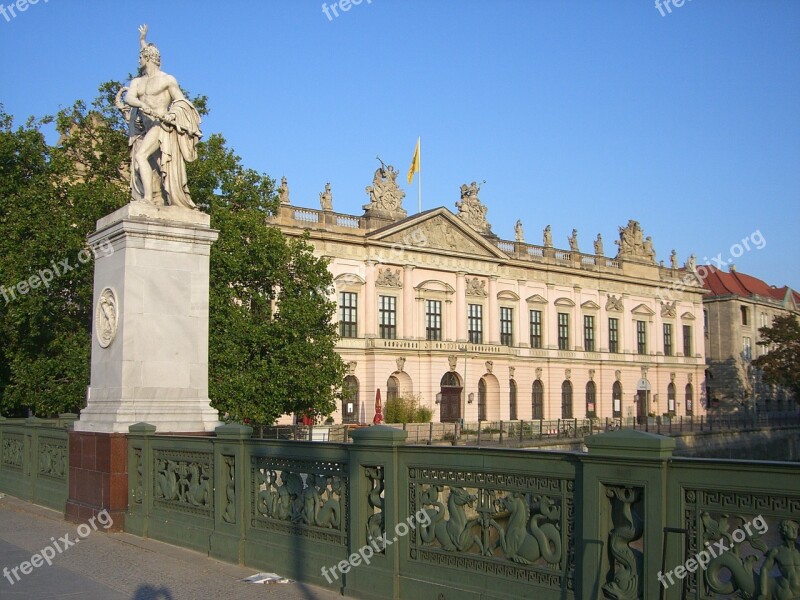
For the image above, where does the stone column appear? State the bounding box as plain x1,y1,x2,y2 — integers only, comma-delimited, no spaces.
456,272,467,343
487,276,498,345
402,265,414,339
365,260,376,338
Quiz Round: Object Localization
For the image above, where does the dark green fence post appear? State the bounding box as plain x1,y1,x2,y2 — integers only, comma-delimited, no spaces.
210,423,253,565
581,430,676,600
347,425,408,600
126,423,157,537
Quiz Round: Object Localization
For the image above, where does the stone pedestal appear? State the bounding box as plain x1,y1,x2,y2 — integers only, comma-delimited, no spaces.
74,202,221,434
68,202,219,526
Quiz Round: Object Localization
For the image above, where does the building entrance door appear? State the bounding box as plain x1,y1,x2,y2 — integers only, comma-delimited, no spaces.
440,372,462,423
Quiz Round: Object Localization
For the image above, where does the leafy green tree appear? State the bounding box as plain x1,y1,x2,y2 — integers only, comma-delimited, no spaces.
753,314,800,402
0,85,346,421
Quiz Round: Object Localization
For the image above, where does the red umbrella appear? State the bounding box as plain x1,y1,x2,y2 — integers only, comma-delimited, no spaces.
373,388,384,424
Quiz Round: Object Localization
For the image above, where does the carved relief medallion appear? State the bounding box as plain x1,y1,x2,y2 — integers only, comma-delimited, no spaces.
95,287,119,348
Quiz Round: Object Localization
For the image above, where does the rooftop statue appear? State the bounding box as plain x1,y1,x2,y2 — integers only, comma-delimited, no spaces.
320,182,333,211
594,233,604,256
115,25,202,209
363,158,407,220
278,176,290,205
614,220,657,264
455,181,492,235
568,229,579,253
543,225,553,248
514,219,524,243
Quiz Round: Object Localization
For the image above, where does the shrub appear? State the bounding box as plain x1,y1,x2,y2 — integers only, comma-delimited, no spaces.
384,394,432,424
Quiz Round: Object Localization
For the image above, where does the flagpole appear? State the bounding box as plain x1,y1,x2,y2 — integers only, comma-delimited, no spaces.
417,136,422,214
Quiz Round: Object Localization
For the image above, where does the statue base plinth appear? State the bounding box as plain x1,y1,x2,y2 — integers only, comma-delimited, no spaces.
75,202,221,434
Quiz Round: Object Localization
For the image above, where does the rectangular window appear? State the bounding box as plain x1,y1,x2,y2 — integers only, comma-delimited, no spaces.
743,336,752,360
530,310,542,349
663,323,673,356
558,313,569,350
378,295,396,340
683,325,692,357
468,304,483,344
583,315,595,352
500,307,513,346
636,320,647,355
608,318,619,353
425,300,442,341
339,292,357,338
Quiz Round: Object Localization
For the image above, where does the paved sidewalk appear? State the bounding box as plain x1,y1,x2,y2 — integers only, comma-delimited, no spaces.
0,494,343,600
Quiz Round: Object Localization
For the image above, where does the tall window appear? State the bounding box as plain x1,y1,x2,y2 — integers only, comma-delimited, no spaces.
561,380,573,419
425,300,442,341
741,306,749,325
667,382,676,414
530,310,542,349
612,381,622,418
558,313,570,350
339,292,357,338
500,307,514,346
704,310,709,336
636,320,647,355
378,295,396,339
468,304,483,344
386,375,399,402
478,378,487,421
532,380,544,419
663,323,673,356
509,379,517,420
583,315,595,351
586,381,596,416
743,336,752,360
685,383,694,416
683,325,692,357
609,318,619,353
342,375,359,423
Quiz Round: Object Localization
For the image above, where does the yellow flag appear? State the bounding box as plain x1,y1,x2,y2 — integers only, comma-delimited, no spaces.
407,137,420,184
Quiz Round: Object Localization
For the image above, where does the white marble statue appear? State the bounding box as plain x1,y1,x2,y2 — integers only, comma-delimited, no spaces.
116,25,202,209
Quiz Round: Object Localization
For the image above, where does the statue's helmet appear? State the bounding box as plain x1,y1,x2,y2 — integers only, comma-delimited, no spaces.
140,43,161,67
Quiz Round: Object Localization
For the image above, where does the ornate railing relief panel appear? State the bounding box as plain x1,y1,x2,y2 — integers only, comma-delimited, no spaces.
37,438,67,480
684,488,800,599
153,450,213,517
366,466,385,552
133,448,143,504
222,455,236,524
1,435,24,470
251,456,347,545
602,486,643,600
408,468,574,592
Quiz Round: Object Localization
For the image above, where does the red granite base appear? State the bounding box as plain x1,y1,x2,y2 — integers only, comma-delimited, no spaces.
65,431,127,532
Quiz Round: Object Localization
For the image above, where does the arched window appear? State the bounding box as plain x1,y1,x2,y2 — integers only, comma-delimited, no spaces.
667,383,676,414
342,375,359,424
562,381,573,419
612,381,622,418
509,379,518,420
586,381,597,417
387,375,399,402
439,371,462,423
532,380,544,419
478,378,487,421
685,383,693,416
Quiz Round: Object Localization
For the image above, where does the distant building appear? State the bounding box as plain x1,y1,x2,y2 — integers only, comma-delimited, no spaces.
271,170,707,424
702,265,799,413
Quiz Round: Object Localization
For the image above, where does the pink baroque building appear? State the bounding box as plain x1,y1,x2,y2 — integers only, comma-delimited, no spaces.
270,174,707,424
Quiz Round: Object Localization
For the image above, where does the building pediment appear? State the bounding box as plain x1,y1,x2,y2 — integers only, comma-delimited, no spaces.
681,311,696,320
632,303,656,316
367,208,507,259
526,294,548,304
581,300,601,310
498,290,520,301
554,297,576,307
415,280,455,294
335,273,365,286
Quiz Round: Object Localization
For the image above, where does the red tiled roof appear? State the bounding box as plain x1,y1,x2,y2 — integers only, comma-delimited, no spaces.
702,266,798,304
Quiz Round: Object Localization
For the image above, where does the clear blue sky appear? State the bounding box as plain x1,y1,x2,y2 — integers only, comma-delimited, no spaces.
1,1,798,289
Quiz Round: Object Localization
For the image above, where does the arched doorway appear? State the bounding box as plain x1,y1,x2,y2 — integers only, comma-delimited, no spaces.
439,371,462,423
561,381,573,419
685,383,694,416
509,379,518,420
532,380,544,419
387,371,413,402
612,381,622,418
387,375,399,402
586,381,596,417
342,375,359,424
